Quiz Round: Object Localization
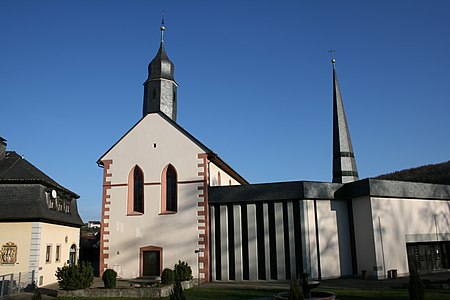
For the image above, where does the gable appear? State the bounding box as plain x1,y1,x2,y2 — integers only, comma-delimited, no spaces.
98,112,248,184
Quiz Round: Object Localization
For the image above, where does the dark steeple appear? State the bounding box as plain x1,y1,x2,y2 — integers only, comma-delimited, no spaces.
143,15,178,120
332,58,359,183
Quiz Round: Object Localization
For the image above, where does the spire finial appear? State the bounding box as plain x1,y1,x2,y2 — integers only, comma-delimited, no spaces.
328,49,336,68
160,10,166,42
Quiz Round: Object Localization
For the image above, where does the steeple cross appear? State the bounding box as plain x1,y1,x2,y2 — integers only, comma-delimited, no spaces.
160,10,166,42
328,49,336,67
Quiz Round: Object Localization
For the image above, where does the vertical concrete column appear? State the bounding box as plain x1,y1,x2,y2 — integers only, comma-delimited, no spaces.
275,202,286,279
287,201,297,279
233,205,243,280
263,203,271,280
210,206,216,281
247,204,258,280
220,205,229,281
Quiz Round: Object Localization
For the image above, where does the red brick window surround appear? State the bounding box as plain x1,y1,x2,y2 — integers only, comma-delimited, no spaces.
128,165,144,215
161,164,178,214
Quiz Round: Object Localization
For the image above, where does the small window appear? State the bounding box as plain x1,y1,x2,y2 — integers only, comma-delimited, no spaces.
46,245,52,263
55,245,61,262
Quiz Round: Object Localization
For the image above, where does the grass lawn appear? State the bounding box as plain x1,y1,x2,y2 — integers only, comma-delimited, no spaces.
58,286,450,300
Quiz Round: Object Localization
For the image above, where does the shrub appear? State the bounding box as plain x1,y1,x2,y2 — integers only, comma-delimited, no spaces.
289,279,304,300
102,269,117,289
161,268,174,284
409,266,425,300
173,260,192,281
169,275,185,300
55,261,94,291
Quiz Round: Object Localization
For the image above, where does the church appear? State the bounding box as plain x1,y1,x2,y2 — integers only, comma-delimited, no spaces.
97,21,450,282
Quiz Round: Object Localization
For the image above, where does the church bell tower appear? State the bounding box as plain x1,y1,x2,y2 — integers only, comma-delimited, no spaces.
143,17,178,121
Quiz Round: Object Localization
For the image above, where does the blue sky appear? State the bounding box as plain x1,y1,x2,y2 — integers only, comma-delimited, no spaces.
1,1,449,222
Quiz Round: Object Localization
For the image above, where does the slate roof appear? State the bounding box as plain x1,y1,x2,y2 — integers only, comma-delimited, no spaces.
0,151,83,227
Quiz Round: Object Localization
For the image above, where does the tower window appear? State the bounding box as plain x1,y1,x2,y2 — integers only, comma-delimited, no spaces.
152,88,157,99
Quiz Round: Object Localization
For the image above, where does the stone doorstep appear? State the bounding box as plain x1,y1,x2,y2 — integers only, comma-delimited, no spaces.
58,280,194,298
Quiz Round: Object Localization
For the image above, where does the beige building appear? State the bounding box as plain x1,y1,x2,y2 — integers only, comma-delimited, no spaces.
0,137,83,287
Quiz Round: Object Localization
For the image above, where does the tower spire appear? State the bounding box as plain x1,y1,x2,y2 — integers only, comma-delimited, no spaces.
143,14,178,121
331,56,359,183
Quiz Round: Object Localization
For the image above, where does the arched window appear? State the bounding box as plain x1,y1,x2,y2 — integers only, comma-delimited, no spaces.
128,165,144,215
161,164,177,213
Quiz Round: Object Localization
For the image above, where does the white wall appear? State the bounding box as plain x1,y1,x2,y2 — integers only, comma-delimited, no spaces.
102,114,207,278
313,200,353,279
352,196,377,278
370,197,450,278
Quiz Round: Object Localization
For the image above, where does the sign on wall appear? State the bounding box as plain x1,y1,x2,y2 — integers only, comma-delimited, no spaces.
0,242,17,264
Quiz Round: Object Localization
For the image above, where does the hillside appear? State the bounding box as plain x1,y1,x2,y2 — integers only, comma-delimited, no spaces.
375,160,450,185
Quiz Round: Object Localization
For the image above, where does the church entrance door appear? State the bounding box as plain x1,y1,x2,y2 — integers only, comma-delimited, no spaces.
142,250,161,277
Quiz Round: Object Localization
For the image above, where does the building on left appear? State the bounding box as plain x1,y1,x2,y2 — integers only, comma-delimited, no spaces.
0,137,83,287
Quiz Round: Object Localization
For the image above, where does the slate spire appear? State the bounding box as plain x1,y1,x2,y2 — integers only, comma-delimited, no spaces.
332,58,359,183
143,15,178,121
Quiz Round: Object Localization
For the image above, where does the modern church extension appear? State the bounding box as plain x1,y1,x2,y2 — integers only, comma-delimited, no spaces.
97,21,450,282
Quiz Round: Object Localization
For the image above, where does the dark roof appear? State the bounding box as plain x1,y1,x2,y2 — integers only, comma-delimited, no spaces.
0,151,79,198
148,41,176,82
336,178,450,201
209,181,342,204
98,112,248,185
0,184,84,227
375,160,450,185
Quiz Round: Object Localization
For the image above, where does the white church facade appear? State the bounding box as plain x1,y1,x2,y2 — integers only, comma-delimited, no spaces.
98,22,450,282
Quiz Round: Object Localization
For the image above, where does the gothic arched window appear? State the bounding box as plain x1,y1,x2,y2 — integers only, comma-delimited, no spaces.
128,165,144,215
161,164,177,213
134,167,144,213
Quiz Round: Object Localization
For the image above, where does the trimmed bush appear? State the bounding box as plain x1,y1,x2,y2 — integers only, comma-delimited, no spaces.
173,260,192,282
409,266,425,300
102,269,117,289
55,261,94,291
161,268,174,284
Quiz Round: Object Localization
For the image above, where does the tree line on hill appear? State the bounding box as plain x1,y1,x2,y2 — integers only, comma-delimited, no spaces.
375,160,450,185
